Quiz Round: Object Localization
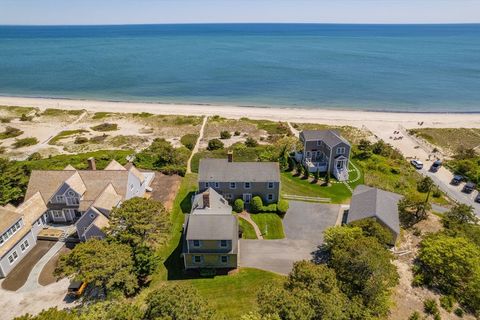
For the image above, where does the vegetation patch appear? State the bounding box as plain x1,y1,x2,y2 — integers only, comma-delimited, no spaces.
135,138,190,176
180,133,199,150
12,137,39,149
48,129,89,145
250,213,285,239
92,112,112,120
0,126,23,139
409,128,480,154
0,105,37,117
41,108,84,117
91,122,118,132
238,217,257,239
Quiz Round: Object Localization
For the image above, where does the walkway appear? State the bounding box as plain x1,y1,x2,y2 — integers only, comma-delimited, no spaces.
186,116,208,174
18,241,64,293
287,122,300,138
238,212,264,240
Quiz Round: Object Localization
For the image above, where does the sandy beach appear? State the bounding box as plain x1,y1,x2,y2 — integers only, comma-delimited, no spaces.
1,96,480,129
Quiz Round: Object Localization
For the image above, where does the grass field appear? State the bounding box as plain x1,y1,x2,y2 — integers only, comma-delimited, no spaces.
238,217,258,239
408,128,480,154
184,268,284,319
250,213,285,239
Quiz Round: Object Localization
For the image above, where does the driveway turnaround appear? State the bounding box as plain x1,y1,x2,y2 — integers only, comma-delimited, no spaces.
240,201,339,275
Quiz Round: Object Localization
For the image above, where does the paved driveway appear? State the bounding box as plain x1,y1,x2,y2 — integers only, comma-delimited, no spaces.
240,201,339,274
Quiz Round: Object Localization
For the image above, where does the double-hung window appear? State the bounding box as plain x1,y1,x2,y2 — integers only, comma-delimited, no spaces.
220,256,228,264
220,240,228,248
229,182,236,189
336,147,346,155
193,255,202,263
244,182,251,189
193,240,201,247
267,182,274,189
267,194,274,201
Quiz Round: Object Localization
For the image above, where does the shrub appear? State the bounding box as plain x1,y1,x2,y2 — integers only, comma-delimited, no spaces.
180,133,198,150
207,139,224,151
277,199,289,214
220,130,231,139
234,130,241,136
262,204,277,212
74,136,89,144
432,188,442,198
91,122,118,132
454,307,464,317
439,295,455,312
233,199,244,213
250,196,263,213
408,311,421,320
0,126,23,139
13,137,38,148
0,117,10,123
89,134,108,143
245,137,258,147
20,113,33,121
27,152,42,161
424,298,439,316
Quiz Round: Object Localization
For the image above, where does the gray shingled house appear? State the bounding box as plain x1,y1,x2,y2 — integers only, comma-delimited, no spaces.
183,188,238,270
198,153,280,205
346,185,402,245
297,130,351,181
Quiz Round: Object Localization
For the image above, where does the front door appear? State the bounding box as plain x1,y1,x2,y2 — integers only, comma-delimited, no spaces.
336,159,346,170
243,193,252,204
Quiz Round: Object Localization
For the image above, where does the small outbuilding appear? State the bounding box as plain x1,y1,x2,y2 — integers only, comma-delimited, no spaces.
346,185,402,245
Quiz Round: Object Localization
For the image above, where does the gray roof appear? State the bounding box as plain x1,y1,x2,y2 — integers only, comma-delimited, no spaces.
185,214,238,241
300,130,349,147
347,185,402,235
191,188,232,215
199,159,280,182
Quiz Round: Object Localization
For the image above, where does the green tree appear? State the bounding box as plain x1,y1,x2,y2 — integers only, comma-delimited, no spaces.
277,199,289,214
295,161,303,176
0,158,30,205
278,144,289,171
14,308,76,320
144,284,215,320
443,203,478,228
56,239,138,295
233,198,244,213
220,130,231,139
324,170,331,185
245,137,259,147
251,196,264,213
358,139,371,151
398,195,431,227
323,226,363,251
313,168,320,182
108,197,170,249
349,218,394,246
207,138,224,150
79,299,143,320
134,138,189,173
417,176,435,209
302,164,309,179
132,245,159,285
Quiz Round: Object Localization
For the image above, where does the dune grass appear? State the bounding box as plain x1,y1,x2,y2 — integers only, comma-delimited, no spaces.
49,129,89,145
13,137,38,149
0,126,23,140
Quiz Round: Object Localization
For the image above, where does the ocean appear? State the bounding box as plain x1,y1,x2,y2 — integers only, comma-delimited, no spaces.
0,24,479,112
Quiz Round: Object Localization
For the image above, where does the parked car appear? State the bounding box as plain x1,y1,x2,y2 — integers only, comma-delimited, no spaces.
67,281,87,299
475,193,480,203
451,175,463,186
430,160,442,172
462,182,476,194
410,159,423,170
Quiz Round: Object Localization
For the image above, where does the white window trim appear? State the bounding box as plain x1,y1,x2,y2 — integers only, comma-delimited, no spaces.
24,239,29,248
220,240,228,248
193,240,201,247
336,147,346,155
220,255,228,264
267,182,274,189
214,182,220,188
193,255,202,263
229,182,236,189
66,197,79,206
267,194,274,201
0,220,22,247
244,182,251,189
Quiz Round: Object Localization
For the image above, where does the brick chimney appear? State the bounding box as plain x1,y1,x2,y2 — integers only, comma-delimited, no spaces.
87,157,96,171
227,151,233,163
203,191,210,208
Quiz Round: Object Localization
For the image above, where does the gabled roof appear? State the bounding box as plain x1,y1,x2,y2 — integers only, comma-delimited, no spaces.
63,164,76,170
199,159,280,182
64,171,87,196
300,130,350,147
0,206,22,234
91,211,110,230
16,192,47,226
92,183,122,213
128,165,145,184
104,160,127,171
347,185,402,235
185,214,238,241
191,188,232,215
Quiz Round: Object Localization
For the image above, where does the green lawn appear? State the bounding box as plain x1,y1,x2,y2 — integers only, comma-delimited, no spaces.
250,213,285,239
238,217,257,239
185,268,284,319
281,160,364,204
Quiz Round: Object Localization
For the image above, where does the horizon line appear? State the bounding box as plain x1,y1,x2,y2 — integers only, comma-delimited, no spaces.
1,22,480,27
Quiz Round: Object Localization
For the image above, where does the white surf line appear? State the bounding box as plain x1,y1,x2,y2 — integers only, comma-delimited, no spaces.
186,116,208,174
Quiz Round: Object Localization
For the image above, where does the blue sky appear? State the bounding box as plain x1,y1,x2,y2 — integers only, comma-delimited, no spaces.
1,0,479,25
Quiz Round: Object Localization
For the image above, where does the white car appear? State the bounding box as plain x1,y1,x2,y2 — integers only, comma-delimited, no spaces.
410,159,424,169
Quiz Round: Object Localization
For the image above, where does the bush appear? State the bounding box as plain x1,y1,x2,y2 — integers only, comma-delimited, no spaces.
91,122,118,132
220,130,231,139
0,126,23,139
424,298,440,316
13,137,38,148
207,139,224,151
454,307,464,317
0,117,10,123
250,196,263,213
234,130,241,136
277,199,289,214
408,311,421,320
27,152,42,161
180,134,198,150
245,137,258,147
233,199,244,213
20,113,33,121
439,295,455,312
74,136,89,144
261,204,277,212
432,188,442,198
